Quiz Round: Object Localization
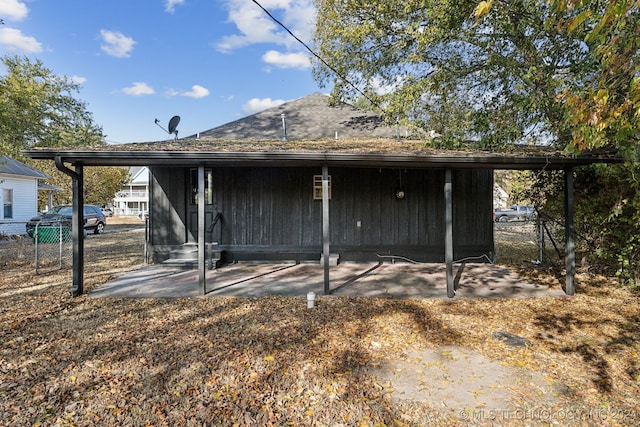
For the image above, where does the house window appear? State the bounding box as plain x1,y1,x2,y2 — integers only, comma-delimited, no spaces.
190,169,214,205
313,175,331,200
3,189,13,219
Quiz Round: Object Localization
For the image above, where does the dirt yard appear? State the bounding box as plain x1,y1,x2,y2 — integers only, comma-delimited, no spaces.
1,218,639,426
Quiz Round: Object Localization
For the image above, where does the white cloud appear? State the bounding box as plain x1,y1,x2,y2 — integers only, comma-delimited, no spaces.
122,82,155,96
100,29,136,58
215,0,315,53
242,97,286,114
0,27,41,52
70,75,87,85
182,85,210,98
262,50,310,69
0,0,28,21
166,85,210,98
164,0,185,13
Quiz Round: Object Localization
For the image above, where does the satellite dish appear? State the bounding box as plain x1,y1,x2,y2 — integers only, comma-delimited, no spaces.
154,115,181,140
168,115,180,134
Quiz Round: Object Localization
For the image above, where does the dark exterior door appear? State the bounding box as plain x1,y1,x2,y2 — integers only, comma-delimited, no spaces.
187,168,217,243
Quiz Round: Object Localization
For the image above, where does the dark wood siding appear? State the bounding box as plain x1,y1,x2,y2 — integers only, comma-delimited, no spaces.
149,166,187,246
150,166,494,263
214,167,321,248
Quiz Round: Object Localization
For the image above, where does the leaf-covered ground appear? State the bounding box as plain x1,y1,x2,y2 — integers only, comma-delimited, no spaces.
1,221,640,426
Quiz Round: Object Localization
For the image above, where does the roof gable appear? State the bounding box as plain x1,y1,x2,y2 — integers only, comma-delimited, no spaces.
0,155,49,179
128,166,149,184
194,93,401,140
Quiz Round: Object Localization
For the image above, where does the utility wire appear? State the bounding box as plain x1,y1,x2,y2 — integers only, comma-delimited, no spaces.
250,0,385,114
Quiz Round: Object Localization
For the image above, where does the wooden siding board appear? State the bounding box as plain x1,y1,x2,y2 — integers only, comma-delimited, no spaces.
0,175,39,222
150,166,493,263
150,167,187,246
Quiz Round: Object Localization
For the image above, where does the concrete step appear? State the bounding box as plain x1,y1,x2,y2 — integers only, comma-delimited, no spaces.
320,253,340,266
162,245,223,270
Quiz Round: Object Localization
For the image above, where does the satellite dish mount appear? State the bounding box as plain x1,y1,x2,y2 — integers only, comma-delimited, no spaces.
154,115,181,140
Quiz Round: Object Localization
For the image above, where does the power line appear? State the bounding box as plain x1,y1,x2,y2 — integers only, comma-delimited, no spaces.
250,0,384,114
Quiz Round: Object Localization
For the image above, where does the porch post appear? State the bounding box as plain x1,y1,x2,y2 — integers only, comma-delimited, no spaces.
55,157,83,296
445,168,454,298
198,165,206,295
564,167,575,295
322,165,330,295
72,163,84,297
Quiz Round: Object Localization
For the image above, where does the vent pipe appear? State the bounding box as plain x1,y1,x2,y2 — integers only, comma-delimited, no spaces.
281,113,287,142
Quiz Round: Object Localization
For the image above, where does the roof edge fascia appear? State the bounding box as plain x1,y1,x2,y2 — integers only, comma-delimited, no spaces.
22,148,622,170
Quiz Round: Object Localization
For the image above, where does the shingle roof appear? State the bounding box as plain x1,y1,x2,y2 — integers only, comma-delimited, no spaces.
193,93,403,140
0,155,49,179
21,92,622,170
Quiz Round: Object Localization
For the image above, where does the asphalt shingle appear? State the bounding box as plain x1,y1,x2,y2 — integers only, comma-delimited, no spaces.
193,92,402,140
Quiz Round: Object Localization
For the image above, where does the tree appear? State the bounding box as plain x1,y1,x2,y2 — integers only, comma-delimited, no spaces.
0,56,104,158
312,1,640,284
0,55,127,207
30,161,130,210
547,0,640,157
312,0,639,153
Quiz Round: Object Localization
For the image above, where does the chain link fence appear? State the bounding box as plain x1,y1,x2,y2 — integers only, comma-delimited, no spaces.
0,220,73,273
33,221,73,274
1,217,562,272
0,221,33,267
494,218,563,266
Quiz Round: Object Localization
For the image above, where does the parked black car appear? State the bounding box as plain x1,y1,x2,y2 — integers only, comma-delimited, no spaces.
26,204,106,237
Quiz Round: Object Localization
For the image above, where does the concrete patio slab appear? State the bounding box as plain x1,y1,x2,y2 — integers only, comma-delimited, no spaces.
90,262,566,299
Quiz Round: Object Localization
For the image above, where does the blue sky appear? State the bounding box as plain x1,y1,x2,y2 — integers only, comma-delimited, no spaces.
0,0,322,144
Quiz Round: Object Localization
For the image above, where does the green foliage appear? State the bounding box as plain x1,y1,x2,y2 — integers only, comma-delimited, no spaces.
313,0,640,285
312,0,639,153
312,0,583,149
521,165,640,286
0,55,125,208
496,170,536,206
548,0,640,156
0,55,104,158
82,167,130,207
31,161,130,209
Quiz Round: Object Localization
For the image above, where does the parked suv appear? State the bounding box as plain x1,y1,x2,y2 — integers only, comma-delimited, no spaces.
26,204,106,237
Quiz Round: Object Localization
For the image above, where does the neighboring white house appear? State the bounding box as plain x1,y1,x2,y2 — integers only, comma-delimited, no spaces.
493,183,509,209
0,155,49,235
112,166,149,216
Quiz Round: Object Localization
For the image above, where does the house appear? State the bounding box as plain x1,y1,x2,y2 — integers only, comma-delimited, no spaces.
151,93,492,267
0,155,49,236
493,183,509,209
23,93,620,297
112,166,149,216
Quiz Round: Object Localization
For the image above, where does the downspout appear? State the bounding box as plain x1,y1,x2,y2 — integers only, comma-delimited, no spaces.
55,156,84,297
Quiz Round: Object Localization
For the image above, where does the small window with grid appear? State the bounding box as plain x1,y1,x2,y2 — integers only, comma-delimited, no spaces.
313,175,331,200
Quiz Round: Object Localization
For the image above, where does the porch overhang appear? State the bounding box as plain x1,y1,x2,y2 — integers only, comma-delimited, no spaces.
22,146,617,170
23,140,622,299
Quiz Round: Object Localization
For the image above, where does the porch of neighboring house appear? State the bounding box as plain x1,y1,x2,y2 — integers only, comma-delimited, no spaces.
113,166,149,216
